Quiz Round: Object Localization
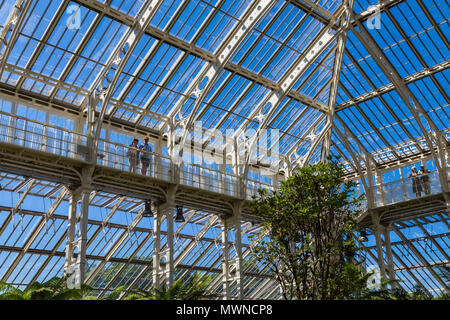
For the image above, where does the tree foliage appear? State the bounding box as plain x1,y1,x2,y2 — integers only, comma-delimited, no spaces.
0,276,96,300
248,157,368,299
104,272,216,300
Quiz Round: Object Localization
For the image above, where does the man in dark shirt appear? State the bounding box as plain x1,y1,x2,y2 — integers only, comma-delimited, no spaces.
418,164,431,195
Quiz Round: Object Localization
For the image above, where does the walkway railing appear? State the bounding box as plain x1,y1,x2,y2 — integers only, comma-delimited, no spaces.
0,111,243,198
371,171,442,207
1,111,446,206
0,111,89,161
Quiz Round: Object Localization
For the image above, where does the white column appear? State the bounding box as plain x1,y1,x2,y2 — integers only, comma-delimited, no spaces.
152,209,162,289
64,188,78,282
165,208,174,287
221,218,230,300
76,186,91,284
371,213,387,288
383,225,396,288
233,217,243,299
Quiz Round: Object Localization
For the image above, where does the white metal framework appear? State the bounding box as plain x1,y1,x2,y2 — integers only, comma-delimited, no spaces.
0,0,448,298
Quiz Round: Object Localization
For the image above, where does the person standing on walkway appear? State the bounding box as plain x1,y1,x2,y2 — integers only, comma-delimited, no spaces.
407,166,422,198
127,138,139,173
418,164,431,195
139,137,153,176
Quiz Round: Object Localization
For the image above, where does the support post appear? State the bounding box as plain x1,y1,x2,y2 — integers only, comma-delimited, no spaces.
165,206,175,288
371,213,387,288
76,185,91,285
233,201,244,300
154,185,176,288
221,218,230,300
152,207,162,290
383,225,396,288
64,187,79,284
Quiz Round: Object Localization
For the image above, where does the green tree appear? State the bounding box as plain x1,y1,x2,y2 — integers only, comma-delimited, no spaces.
104,272,216,300
248,157,369,300
0,276,97,300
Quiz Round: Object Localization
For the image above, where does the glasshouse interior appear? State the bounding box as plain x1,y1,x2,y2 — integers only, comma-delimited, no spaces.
0,0,448,300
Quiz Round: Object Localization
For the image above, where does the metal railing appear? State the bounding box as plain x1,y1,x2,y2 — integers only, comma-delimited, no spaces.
2,111,445,206
0,111,89,161
371,171,442,206
0,111,244,198
246,179,276,200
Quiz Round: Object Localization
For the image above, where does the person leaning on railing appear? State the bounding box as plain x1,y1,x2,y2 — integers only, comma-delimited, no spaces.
407,166,422,198
127,138,140,174
418,164,431,196
139,137,153,176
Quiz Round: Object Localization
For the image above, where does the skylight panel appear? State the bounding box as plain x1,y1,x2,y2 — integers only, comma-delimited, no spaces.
255,0,285,30
289,108,322,138
164,54,206,93
169,0,215,43
408,78,449,130
300,59,333,99
338,107,383,153
221,0,251,18
317,85,330,105
80,17,128,66
290,32,335,92
233,83,269,118
339,64,368,98
64,17,128,91
197,105,222,128
383,91,423,139
110,0,145,18
268,99,302,130
125,79,158,106
265,3,304,43
150,0,179,30
240,35,281,74
0,0,15,27
262,46,299,82
196,8,237,53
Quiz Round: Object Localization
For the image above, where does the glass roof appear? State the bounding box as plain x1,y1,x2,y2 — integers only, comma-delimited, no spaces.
1,0,447,171
0,0,448,298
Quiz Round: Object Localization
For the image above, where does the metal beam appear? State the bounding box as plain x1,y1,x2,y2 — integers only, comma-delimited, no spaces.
0,0,32,78
393,227,449,293
84,0,164,157
335,60,449,112
1,186,67,282
351,17,449,192
85,207,143,284
233,4,350,188
161,0,276,163
322,0,354,159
